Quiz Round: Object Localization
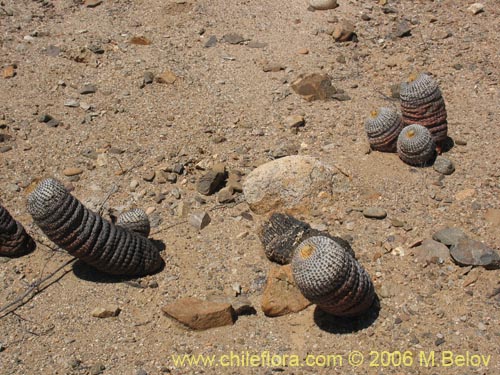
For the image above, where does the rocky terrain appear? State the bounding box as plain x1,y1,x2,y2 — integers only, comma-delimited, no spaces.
1,0,499,374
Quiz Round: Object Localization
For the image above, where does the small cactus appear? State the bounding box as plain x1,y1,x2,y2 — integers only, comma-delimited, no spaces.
397,124,436,166
0,204,36,257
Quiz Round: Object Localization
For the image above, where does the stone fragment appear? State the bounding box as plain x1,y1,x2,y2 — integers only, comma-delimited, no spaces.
217,187,235,204
467,3,484,15
129,36,152,45
243,156,348,215
143,171,155,182
196,166,226,195
433,157,455,175
261,264,311,317
0,146,12,153
143,71,154,84
394,20,411,38
204,35,217,48
189,212,211,230
156,70,177,84
363,207,387,219
84,0,102,7
2,65,16,79
79,84,97,94
283,115,305,129
222,33,245,44
332,21,355,42
291,73,336,101
63,167,83,177
450,238,500,269
162,297,235,330
432,227,466,247
91,306,121,318
309,0,338,10
262,63,285,72
412,239,450,264
64,99,80,107
206,295,256,316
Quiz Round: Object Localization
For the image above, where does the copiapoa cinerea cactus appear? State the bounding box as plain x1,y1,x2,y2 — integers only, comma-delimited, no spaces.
0,204,36,257
400,73,448,146
397,124,436,166
259,213,354,264
292,236,375,317
116,208,151,238
27,178,164,276
364,107,405,152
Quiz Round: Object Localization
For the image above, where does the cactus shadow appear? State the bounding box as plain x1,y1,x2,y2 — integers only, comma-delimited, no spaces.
312,296,381,334
440,136,454,153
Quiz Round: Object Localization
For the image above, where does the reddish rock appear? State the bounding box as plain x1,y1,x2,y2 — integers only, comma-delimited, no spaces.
2,65,16,79
261,264,311,317
162,297,235,330
156,70,178,84
332,21,356,42
291,73,336,101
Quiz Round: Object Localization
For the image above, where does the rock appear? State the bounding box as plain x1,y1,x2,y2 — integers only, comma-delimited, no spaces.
243,156,348,215
455,188,475,201
91,306,121,318
261,264,311,317
297,48,309,54
2,65,16,79
394,20,411,38
226,174,243,193
143,71,154,84
450,238,500,269
130,180,139,191
143,171,155,182
291,73,337,101
217,187,235,204
176,201,190,217
156,70,177,84
0,146,12,153
189,212,211,230
467,3,484,15
262,63,285,72
162,297,235,330
206,295,256,316
88,44,104,54
196,165,226,195
204,35,217,48
136,370,148,375
64,99,80,107
412,239,450,264
63,167,83,177
45,45,61,57
129,36,152,45
432,227,466,247
247,41,268,48
363,207,387,219
79,84,97,95
222,33,245,44
332,21,355,42
84,0,103,7
433,157,455,175
283,115,305,129
173,163,184,174
309,0,338,10
391,218,405,228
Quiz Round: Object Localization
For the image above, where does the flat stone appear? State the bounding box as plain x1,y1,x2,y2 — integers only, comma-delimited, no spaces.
283,115,305,129
432,227,466,247
129,36,152,45
450,238,500,269
156,70,177,84
79,84,97,94
64,99,80,107
243,155,349,215
413,239,450,264
63,167,83,177
196,166,226,195
204,35,217,48
467,3,484,15
84,0,103,7
162,297,235,330
394,20,411,38
143,171,155,182
188,212,211,230
433,157,455,175
309,0,338,10
0,146,12,153
91,306,121,318
363,207,387,219
222,33,245,44
206,294,256,316
262,63,285,72
291,73,337,101
332,21,355,42
261,264,311,317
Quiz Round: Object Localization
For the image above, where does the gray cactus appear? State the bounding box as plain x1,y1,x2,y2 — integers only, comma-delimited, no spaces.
364,107,405,152
116,208,151,238
27,178,164,276
292,236,375,317
0,204,36,257
397,124,436,166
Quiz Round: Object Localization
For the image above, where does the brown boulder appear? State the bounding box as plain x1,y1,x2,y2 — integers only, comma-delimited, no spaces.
290,73,336,101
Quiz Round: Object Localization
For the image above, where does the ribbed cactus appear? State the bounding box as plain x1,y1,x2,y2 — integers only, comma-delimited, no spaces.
292,236,375,317
397,124,436,166
400,73,448,144
364,107,405,152
260,213,353,264
0,204,36,257
116,208,151,238
27,178,164,276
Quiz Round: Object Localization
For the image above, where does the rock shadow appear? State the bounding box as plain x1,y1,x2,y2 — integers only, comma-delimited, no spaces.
313,296,380,334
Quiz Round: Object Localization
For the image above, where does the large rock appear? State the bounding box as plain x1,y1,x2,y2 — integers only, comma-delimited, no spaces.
261,264,311,317
243,156,349,215
450,238,500,269
290,73,336,101
162,297,235,330
412,239,450,264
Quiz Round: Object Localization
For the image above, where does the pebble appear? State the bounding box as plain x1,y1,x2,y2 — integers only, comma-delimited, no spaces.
455,139,467,146
79,84,97,95
162,297,235,330
143,71,154,84
309,0,338,10
64,99,80,107
262,63,285,72
156,70,177,84
143,171,155,182
91,306,121,318
196,164,226,195
432,227,466,247
204,35,217,48
297,48,309,54
433,157,455,175
478,322,487,331
63,167,83,177
394,20,412,38
0,145,12,153
189,212,211,230
391,218,405,227
363,207,387,219
2,65,16,79
222,33,245,44
332,21,355,42
413,239,450,264
217,187,235,204
467,3,484,15
89,363,105,375
284,115,305,129
450,238,500,268
84,0,103,7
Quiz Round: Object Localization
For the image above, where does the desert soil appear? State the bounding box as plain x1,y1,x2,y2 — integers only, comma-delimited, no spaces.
0,0,499,374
